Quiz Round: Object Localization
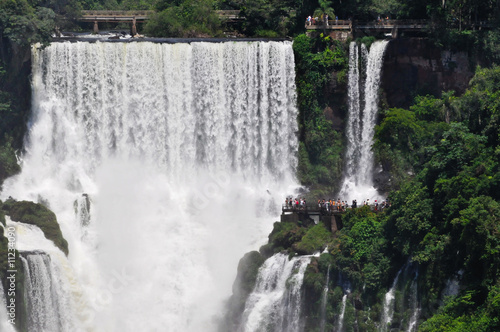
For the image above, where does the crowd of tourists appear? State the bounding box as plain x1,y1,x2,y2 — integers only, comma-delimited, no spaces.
284,197,391,213
306,14,340,26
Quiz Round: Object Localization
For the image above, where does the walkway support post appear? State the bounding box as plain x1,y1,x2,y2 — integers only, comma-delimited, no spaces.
93,19,99,33
131,16,137,36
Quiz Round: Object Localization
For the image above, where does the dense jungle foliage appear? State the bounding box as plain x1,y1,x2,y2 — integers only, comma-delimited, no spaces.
293,33,347,195
231,63,500,331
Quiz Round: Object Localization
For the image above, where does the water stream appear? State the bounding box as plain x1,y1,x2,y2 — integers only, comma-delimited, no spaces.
1,40,299,332
339,40,389,202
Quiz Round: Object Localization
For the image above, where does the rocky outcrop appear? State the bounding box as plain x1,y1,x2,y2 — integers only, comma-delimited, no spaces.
219,250,265,332
1,199,69,256
382,38,475,108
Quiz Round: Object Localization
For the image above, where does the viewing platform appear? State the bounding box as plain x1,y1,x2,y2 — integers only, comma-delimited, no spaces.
306,19,429,39
282,203,384,233
305,19,428,30
306,19,494,39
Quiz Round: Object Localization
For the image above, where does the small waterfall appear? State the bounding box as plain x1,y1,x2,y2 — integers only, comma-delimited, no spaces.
339,40,389,202
337,292,348,332
381,268,402,331
406,273,420,332
441,270,463,304
238,253,312,332
319,264,331,332
7,219,87,331
74,193,92,227
21,253,76,331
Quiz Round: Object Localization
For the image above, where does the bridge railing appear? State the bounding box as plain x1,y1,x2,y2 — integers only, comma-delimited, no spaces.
305,19,351,27
305,19,429,29
80,10,154,17
282,203,386,214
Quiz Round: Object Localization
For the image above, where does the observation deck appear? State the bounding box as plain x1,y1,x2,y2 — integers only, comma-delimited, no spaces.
306,19,493,39
281,203,384,233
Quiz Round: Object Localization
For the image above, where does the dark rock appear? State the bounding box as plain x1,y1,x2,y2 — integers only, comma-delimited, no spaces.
1,199,69,256
373,167,392,195
354,296,364,310
382,38,474,109
220,251,265,332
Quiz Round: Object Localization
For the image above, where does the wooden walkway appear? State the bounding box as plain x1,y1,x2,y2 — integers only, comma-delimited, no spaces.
306,19,493,35
77,10,244,34
79,10,153,22
305,19,427,30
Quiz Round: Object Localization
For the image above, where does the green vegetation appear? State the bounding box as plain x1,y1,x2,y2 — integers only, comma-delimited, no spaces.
0,1,500,331
0,136,20,188
1,199,69,255
294,222,335,254
231,64,500,331
144,0,223,37
293,33,347,196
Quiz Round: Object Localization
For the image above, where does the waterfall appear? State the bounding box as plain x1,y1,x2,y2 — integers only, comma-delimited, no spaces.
381,268,402,331
238,253,312,332
337,293,348,332
441,270,463,304
406,273,420,332
6,219,87,331
339,40,389,202
21,253,76,331
319,264,331,332
1,40,299,332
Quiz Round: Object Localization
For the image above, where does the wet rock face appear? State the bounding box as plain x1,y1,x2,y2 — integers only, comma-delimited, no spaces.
382,38,474,108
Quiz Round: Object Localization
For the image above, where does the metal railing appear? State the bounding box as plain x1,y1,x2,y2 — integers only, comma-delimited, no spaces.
80,10,154,16
305,19,429,29
282,203,387,214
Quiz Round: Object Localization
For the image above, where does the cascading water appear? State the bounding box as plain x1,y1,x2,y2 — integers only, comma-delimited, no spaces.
238,253,313,332
21,253,74,331
6,219,86,331
337,289,349,332
319,264,331,332
406,272,420,332
441,270,463,304
339,40,389,202
1,40,299,331
381,268,402,332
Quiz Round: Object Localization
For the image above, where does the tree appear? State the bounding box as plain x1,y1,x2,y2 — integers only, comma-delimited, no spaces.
313,0,334,33
145,0,222,37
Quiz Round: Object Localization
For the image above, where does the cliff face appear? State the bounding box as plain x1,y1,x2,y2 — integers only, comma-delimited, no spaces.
382,38,475,108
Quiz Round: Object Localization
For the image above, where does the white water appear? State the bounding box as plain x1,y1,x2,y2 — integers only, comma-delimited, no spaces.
238,253,313,332
337,293,348,332
339,40,389,202
21,254,74,331
381,268,402,332
6,219,87,331
1,40,299,332
441,270,462,304
319,264,331,332
406,274,420,332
